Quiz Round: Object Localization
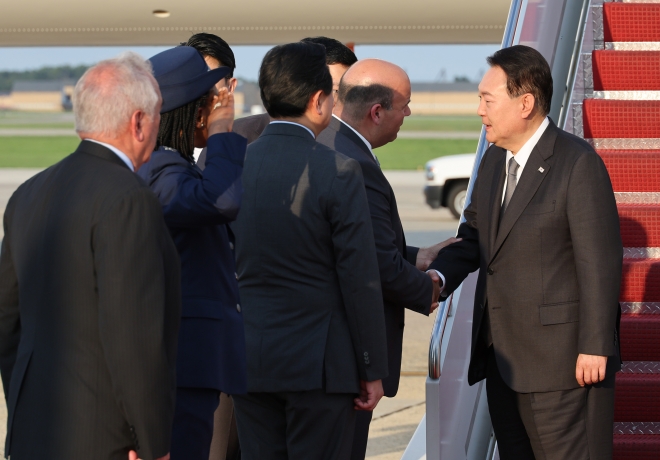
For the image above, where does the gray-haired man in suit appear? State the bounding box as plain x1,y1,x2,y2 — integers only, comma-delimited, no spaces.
429,45,622,459
0,53,180,460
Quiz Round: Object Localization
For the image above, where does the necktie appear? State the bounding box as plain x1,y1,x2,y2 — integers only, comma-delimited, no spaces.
500,157,519,220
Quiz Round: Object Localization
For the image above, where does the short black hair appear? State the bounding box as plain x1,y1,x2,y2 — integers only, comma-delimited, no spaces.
259,42,332,118
487,45,553,116
301,36,357,67
338,83,394,121
182,33,236,79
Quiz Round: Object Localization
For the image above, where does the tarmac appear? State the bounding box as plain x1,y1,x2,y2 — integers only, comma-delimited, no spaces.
0,168,460,459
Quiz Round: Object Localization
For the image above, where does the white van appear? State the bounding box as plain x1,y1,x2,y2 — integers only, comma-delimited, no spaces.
423,153,476,219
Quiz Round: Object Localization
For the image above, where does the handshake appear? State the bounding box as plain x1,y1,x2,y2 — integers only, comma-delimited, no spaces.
415,237,461,312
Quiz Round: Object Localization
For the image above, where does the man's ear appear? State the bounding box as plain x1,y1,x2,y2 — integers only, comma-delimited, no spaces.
370,104,383,125
228,78,238,94
520,93,536,119
132,110,146,142
310,89,326,115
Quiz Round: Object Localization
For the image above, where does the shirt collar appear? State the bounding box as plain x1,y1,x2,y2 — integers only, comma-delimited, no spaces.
333,114,373,153
269,121,315,139
332,114,382,166
506,117,550,171
85,139,134,172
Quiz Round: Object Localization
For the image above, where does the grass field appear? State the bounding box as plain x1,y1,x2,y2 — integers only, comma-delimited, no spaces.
0,124,75,130
399,115,482,132
0,136,478,170
0,113,481,169
0,111,482,132
0,137,79,167
375,138,477,170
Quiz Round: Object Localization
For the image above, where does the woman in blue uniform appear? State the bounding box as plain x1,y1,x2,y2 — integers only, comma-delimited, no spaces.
138,46,248,460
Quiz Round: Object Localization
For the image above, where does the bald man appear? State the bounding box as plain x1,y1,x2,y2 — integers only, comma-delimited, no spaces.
317,59,456,459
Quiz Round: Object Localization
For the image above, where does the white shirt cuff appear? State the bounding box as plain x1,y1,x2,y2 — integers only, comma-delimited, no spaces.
427,269,447,296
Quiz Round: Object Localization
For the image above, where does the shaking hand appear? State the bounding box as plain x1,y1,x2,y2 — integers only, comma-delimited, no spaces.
427,270,442,312
415,237,462,271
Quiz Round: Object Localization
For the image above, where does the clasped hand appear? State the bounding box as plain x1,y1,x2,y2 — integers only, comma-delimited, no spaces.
416,237,461,312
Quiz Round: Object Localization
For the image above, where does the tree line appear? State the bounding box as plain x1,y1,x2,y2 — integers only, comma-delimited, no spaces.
0,65,89,92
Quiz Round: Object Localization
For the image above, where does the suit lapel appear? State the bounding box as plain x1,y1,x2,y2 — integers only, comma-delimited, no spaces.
331,117,377,166
490,124,558,262
488,152,507,256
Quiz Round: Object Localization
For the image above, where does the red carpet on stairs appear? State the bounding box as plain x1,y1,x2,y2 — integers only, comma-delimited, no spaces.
618,204,660,247
615,373,660,422
593,51,660,91
604,2,660,42
583,2,660,458
620,315,660,361
583,100,660,139
598,150,660,192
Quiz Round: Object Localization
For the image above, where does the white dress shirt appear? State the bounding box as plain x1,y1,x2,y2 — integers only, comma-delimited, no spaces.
431,117,550,295
85,139,134,172
332,114,380,165
501,116,550,203
270,121,315,139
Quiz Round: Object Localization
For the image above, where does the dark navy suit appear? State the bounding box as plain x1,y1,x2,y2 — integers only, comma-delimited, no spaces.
138,132,248,460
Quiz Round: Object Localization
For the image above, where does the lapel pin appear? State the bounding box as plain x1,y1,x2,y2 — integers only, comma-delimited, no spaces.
538,167,545,173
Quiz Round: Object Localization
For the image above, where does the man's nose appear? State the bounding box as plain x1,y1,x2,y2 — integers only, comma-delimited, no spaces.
477,100,486,117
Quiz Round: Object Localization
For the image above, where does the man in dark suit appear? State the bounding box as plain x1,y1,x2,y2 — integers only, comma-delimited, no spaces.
0,53,180,460
233,42,388,460
317,58,454,459
429,45,622,459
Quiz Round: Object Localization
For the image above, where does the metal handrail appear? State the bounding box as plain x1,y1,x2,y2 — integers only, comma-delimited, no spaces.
426,0,525,379
557,0,591,129
427,293,453,379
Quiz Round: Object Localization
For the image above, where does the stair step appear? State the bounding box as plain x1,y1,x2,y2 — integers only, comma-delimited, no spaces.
604,3,660,43
621,259,660,302
598,150,660,192
622,303,660,315
583,99,660,139
615,373,660,421
621,315,660,361
593,50,660,91
619,204,660,247
614,434,660,459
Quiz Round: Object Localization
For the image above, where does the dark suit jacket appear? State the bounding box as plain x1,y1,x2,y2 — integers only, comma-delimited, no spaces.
234,123,388,394
429,120,622,393
0,141,181,459
138,133,248,395
197,113,269,169
233,113,270,144
317,117,433,397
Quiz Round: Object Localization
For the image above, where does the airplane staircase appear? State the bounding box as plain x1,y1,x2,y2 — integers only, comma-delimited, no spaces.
579,1,660,458
403,1,660,458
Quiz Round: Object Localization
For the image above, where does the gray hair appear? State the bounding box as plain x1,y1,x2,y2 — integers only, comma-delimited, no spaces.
338,83,394,122
73,51,160,137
